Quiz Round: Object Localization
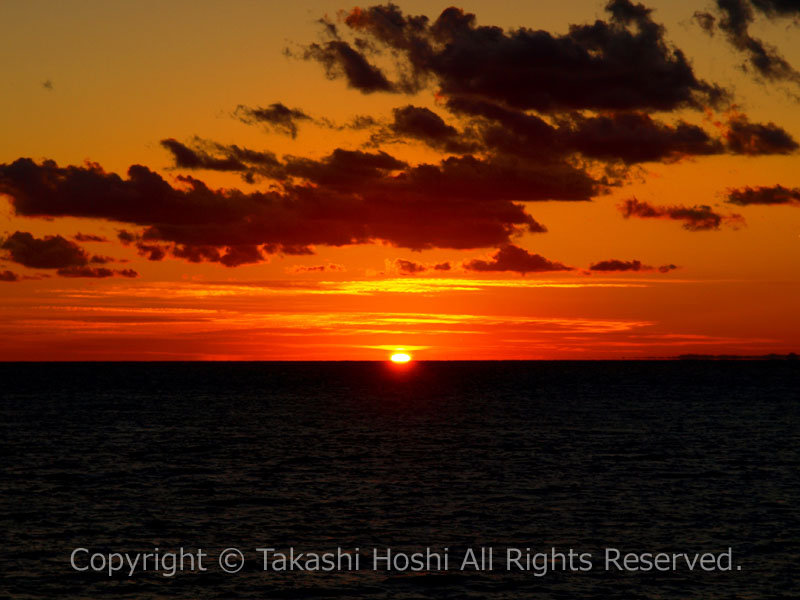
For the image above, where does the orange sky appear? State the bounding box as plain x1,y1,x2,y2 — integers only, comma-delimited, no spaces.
1,0,799,360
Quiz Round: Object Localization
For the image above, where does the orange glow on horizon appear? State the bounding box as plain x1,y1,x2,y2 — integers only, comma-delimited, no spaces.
390,353,411,363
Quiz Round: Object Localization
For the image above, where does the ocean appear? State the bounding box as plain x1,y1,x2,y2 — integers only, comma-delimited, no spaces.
2,361,798,598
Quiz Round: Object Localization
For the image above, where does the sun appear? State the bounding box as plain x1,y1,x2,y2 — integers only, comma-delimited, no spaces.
390,353,411,363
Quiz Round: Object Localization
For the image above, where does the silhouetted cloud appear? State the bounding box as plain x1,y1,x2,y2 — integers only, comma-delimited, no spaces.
305,1,726,111
565,112,723,164
89,255,115,264
138,243,168,261
727,184,800,205
117,230,169,261
74,233,108,242
282,148,407,186
619,198,745,230
693,11,717,35
55,266,137,278
394,259,427,274
1,157,568,262
1,231,91,269
160,138,252,172
0,270,20,282
117,230,137,244
699,0,800,84
389,258,453,275
590,259,648,271
286,263,346,273
589,258,678,272
370,105,479,154
464,245,572,274
234,103,313,138
57,266,116,278
0,231,135,277
723,114,799,154
389,98,789,164
4,2,795,276
171,243,265,267
302,40,395,92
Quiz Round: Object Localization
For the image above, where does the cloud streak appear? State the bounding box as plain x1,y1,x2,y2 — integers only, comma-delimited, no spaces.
234,103,313,138
464,245,572,274
589,259,678,273
619,198,745,231
727,184,800,206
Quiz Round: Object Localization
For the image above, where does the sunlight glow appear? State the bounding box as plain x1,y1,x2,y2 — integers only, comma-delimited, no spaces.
390,353,411,363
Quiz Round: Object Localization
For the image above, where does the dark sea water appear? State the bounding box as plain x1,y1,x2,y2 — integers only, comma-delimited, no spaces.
2,361,799,599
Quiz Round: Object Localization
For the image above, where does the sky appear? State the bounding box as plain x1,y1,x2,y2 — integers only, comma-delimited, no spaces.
1,0,799,360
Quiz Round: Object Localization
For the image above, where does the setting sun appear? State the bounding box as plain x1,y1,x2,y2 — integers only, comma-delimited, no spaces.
390,353,411,363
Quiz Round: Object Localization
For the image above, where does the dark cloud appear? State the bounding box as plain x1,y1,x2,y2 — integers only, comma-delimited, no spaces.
590,258,648,271
1,156,571,260
0,270,20,282
727,184,800,205
344,114,381,130
370,105,479,154
397,98,789,164
117,230,137,244
56,266,116,278
161,138,405,184
54,266,137,278
385,98,791,165
619,198,745,230
171,243,265,267
160,138,273,181
395,258,428,274
306,1,725,111
0,231,134,277
9,3,794,275
565,112,723,164
464,244,572,274
137,242,168,261
287,263,346,273
693,11,717,34
263,243,315,256
160,138,244,171
74,233,108,242
234,103,313,138
589,258,678,272
89,255,114,264
302,40,395,92
282,148,407,186
1,231,90,269
443,96,560,161
723,114,799,155
701,0,800,83
391,258,453,274
118,230,168,261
